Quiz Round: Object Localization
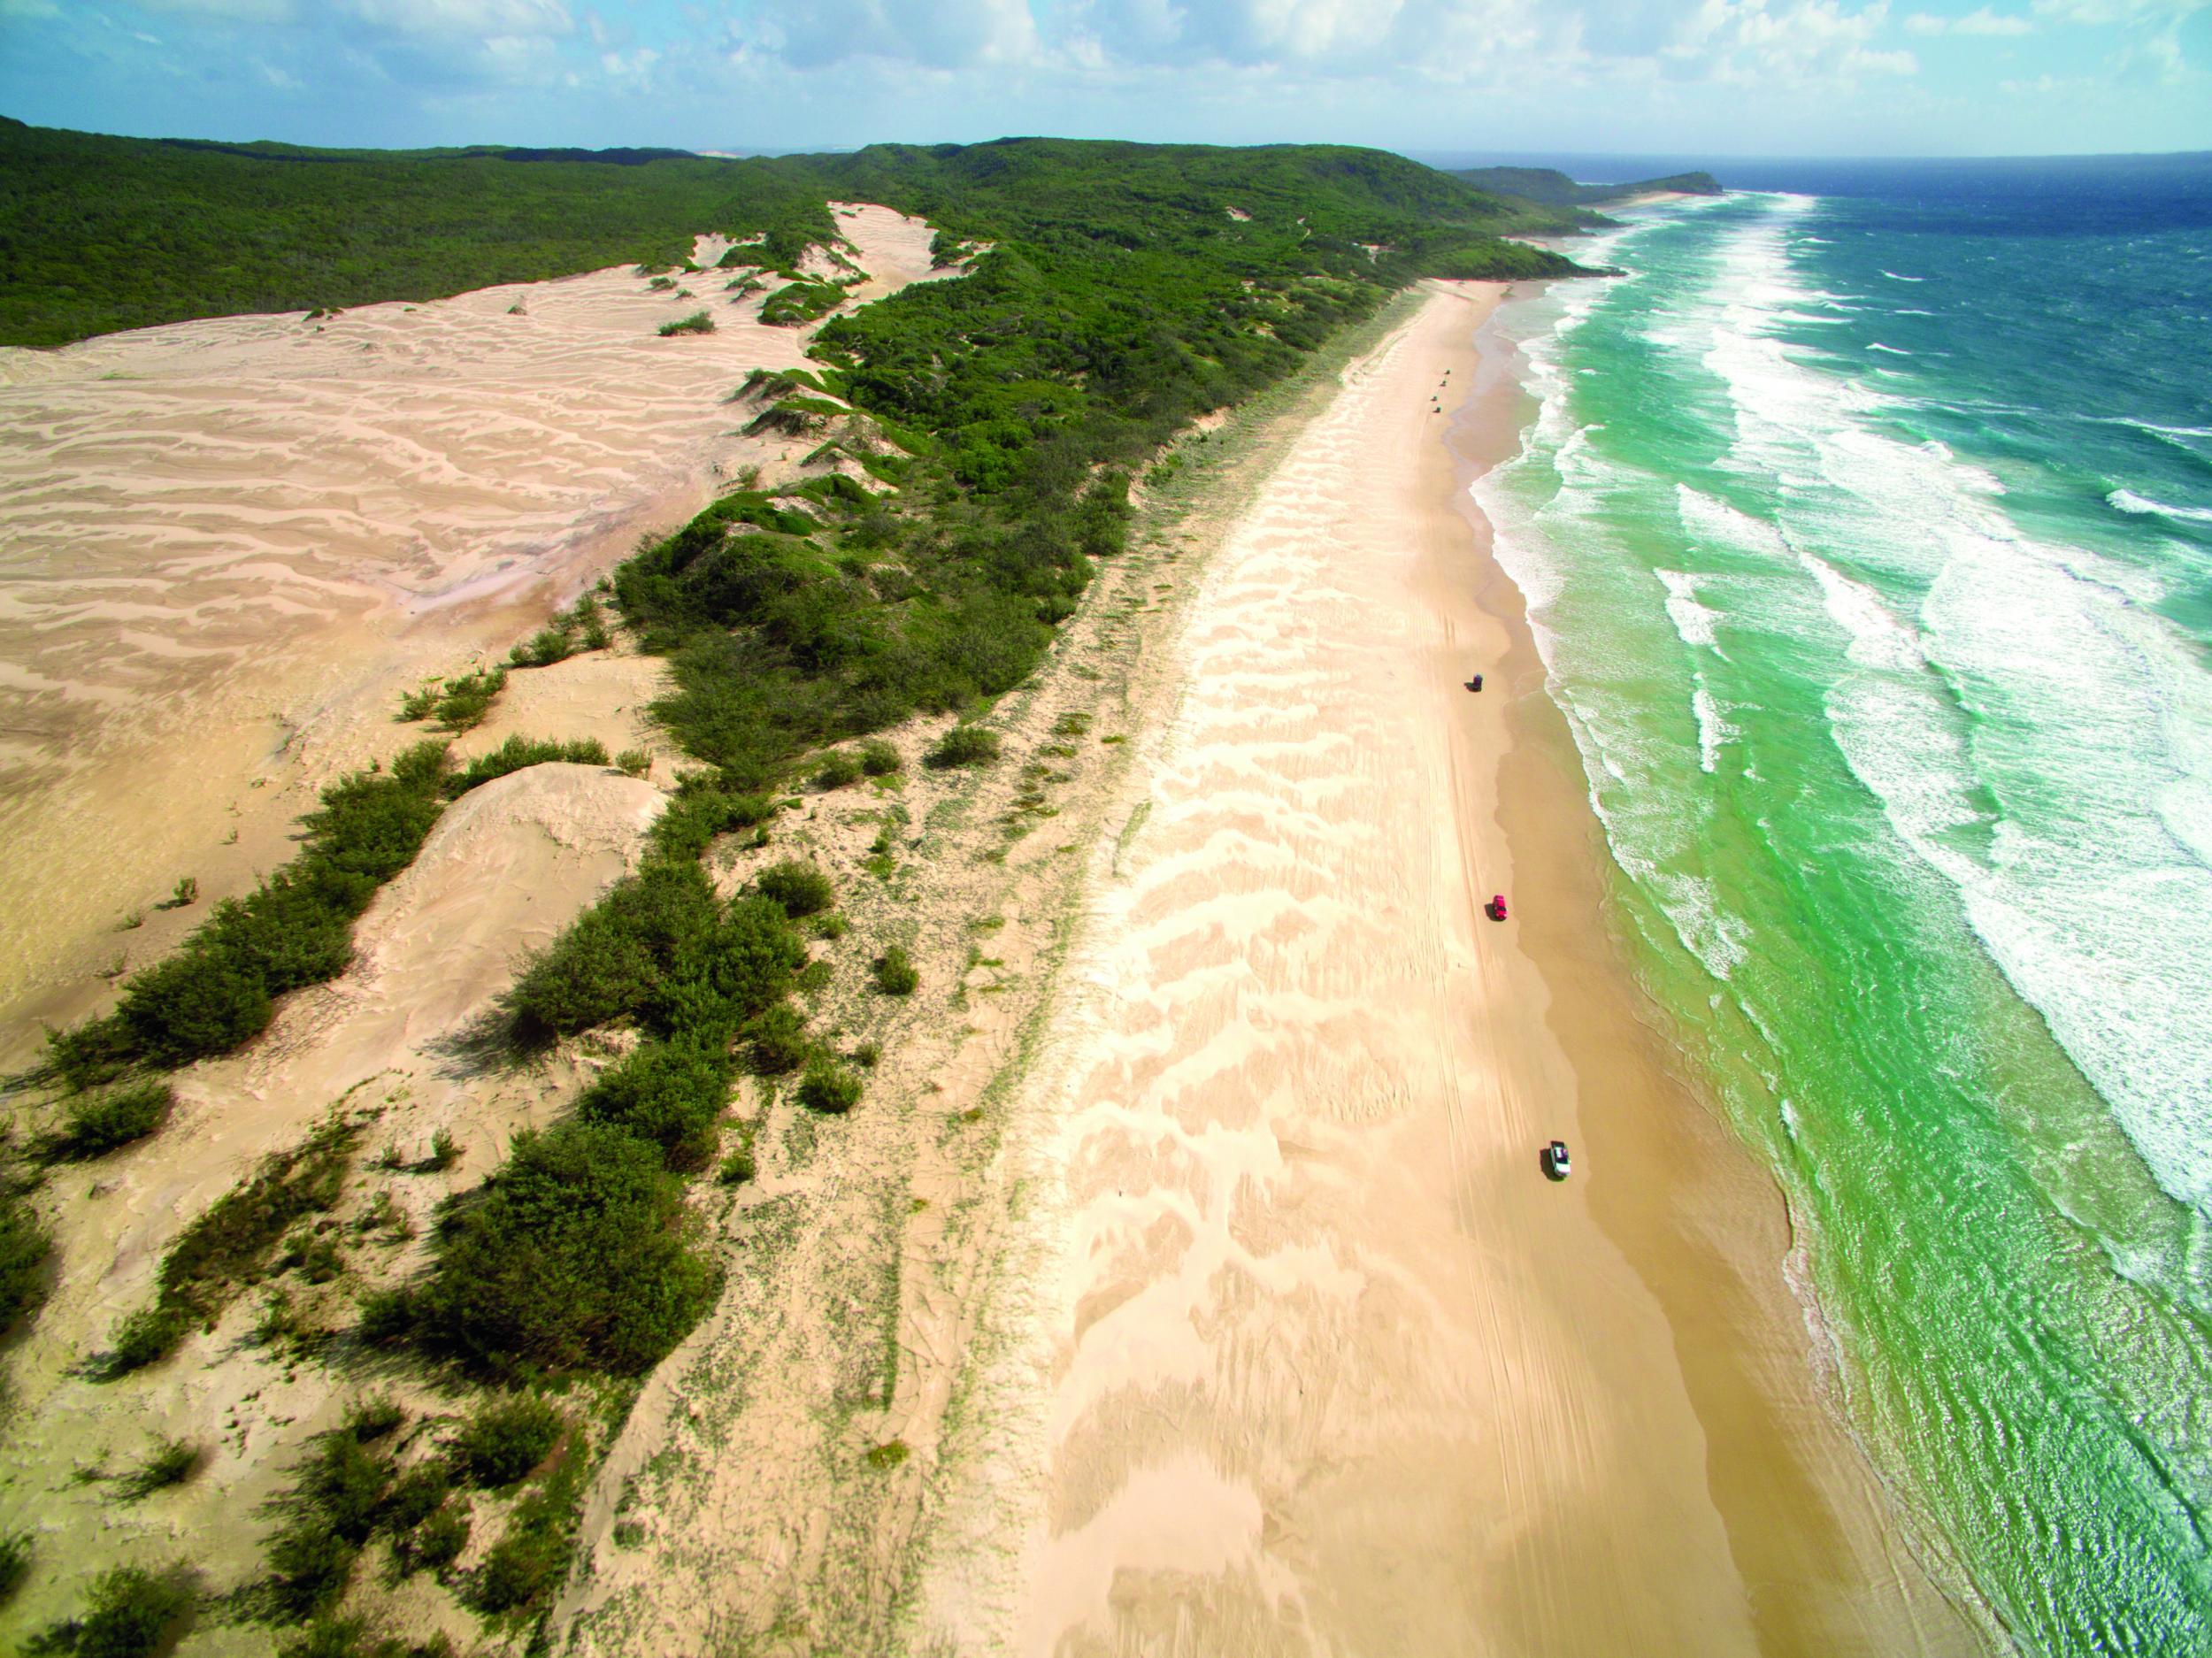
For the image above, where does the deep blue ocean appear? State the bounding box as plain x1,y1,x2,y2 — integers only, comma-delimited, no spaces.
1448,153,2212,1653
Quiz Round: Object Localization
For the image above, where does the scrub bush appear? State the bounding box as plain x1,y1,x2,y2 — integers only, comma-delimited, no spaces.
452,1394,564,1487
925,725,1000,770
755,860,833,918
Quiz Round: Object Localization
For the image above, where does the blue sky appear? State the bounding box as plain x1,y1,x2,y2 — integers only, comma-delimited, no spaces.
4,0,2208,157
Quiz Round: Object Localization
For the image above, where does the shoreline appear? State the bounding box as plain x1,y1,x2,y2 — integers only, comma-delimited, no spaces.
935,281,1985,1654
1446,292,1984,1652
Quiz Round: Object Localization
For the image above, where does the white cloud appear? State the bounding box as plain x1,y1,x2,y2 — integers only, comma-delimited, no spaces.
128,0,296,19
735,0,1041,71
1909,5,2035,30
343,0,572,38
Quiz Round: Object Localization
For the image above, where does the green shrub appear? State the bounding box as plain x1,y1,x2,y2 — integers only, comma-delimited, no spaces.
504,862,803,1043
472,1523,566,1614
576,1039,732,1170
49,751,449,1082
717,1141,756,1186
453,1393,564,1487
414,1122,717,1377
508,626,572,668
36,1564,194,1658
658,310,713,337
810,750,862,790
406,1502,469,1571
378,1463,450,1534
872,945,918,996
427,1128,459,1171
345,1397,405,1441
433,669,505,732
745,1003,808,1075
798,1057,861,1115
443,734,609,798
925,725,1000,770
266,1516,358,1621
755,860,833,918
0,1531,30,1608
93,1304,188,1378
858,739,902,777
294,1430,392,1542
616,748,651,778
0,1189,52,1339
50,1081,171,1159
121,1438,202,1498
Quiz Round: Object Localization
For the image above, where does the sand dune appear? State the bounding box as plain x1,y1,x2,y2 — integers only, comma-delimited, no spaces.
0,203,951,1060
0,762,660,1633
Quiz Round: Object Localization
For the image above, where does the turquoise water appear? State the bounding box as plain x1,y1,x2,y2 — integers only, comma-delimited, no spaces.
1476,162,2212,1654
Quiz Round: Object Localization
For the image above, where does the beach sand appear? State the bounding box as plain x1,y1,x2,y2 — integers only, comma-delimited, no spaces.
928,284,1983,1655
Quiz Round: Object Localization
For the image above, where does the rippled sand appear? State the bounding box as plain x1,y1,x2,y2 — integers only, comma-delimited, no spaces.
0,204,945,1053
918,287,1978,1656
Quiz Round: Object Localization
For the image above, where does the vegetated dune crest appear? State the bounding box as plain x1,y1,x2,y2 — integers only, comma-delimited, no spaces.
0,201,956,1061
0,762,662,1640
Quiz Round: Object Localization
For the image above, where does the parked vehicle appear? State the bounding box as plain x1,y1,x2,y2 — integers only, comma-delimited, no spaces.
1544,1140,1571,1180
1487,893,1509,922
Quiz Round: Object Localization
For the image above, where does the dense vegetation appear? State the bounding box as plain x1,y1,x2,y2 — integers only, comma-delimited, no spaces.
2,122,1584,349
0,118,833,348
1450,165,1724,209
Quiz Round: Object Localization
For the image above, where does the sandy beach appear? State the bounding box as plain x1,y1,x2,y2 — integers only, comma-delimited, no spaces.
915,284,1985,1654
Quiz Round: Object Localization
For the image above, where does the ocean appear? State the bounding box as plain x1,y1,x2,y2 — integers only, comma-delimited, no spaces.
1472,155,2212,1654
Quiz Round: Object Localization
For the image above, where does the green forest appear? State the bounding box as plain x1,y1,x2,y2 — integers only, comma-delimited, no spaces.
0,119,1584,348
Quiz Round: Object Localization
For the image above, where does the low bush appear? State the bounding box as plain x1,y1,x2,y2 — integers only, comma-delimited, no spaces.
406,1503,469,1571
95,1117,360,1378
755,860,833,919
413,1122,717,1377
345,1397,405,1441
717,1141,756,1186
378,1463,449,1534
470,1524,567,1614
0,1189,52,1339
50,1081,172,1159
872,945,918,996
452,1394,564,1487
120,1438,202,1499
616,748,651,778
658,310,714,337
858,739,902,777
0,1531,27,1607
503,862,803,1043
576,1039,732,1171
798,1056,861,1115
433,670,505,732
745,1003,808,1075
442,735,609,799
925,725,1000,770
810,750,862,790
34,1564,195,1658
92,1304,188,1379
266,1516,358,1622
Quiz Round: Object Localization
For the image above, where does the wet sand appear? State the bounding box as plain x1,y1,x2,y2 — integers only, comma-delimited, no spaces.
965,285,1983,1654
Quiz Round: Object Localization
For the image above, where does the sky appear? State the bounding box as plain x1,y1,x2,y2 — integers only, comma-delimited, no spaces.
3,0,2208,158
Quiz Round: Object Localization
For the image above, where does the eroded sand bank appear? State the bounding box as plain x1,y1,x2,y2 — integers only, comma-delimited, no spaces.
918,286,1982,1655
